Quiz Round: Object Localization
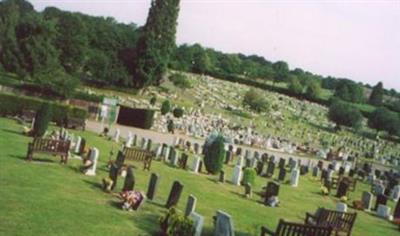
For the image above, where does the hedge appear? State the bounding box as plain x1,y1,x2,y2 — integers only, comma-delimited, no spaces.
117,105,155,129
0,93,88,124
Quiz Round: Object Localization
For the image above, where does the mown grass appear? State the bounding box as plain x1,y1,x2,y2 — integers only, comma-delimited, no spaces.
0,117,399,236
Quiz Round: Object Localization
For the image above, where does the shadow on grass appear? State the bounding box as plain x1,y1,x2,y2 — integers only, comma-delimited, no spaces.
1,128,24,136
147,200,166,209
10,154,28,161
130,211,162,235
82,179,103,190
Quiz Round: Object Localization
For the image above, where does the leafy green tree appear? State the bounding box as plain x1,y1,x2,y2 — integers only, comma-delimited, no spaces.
288,75,303,95
272,61,289,84
33,102,52,137
369,82,384,106
368,107,400,137
242,168,256,186
334,80,364,103
203,135,225,174
304,79,322,100
243,89,269,113
328,100,363,130
132,0,180,87
161,100,171,115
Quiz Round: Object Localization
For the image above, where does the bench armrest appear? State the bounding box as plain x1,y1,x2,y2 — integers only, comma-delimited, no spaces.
261,226,275,236
305,212,317,224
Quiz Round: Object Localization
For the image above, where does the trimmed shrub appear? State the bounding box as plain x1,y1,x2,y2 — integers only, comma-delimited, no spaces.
167,120,174,133
242,168,256,186
203,135,226,174
173,107,184,118
0,93,87,123
117,106,155,129
169,73,192,89
150,96,157,106
161,100,171,115
159,207,194,236
33,103,52,137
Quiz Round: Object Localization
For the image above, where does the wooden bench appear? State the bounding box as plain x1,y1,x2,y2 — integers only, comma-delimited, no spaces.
26,138,70,164
66,117,86,130
122,147,153,171
305,208,357,236
261,219,333,236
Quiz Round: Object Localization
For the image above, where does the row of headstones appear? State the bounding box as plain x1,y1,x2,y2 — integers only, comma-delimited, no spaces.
361,190,400,220
107,166,234,236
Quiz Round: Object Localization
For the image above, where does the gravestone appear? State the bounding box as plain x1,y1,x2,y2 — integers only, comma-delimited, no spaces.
179,153,189,169
317,160,324,169
300,165,308,175
394,199,400,219
336,180,349,198
146,173,159,200
219,171,225,183
377,204,391,219
391,185,400,201
191,156,201,173
374,184,385,196
278,168,286,182
290,169,300,187
115,150,125,168
362,191,373,211
232,166,242,186
321,169,328,182
236,156,244,167
141,137,147,150
256,161,264,175
374,194,388,211
122,166,135,191
190,212,204,236
349,169,355,177
79,138,86,155
114,129,120,142
266,161,275,178
338,167,345,176
214,210,235,236
264,181,280,204
312,166,320,177
166,181,184,209
336,202,348,212
74,136,82,153
85,148,99,176
146,139,152,151
169,148,178,166
278,158,286,169
109,163,119,191
198,160,203,173
185,194,197,217
225,151,233,164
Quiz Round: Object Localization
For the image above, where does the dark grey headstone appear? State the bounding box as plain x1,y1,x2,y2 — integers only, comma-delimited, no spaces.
266,161,275,178
278,167,286,182
374,194,388,211
122,166,135,191
146,173,159,200
264,181,280,204
109,164,119,191
219,170,225,183
166,181,184,208
185,194,197,217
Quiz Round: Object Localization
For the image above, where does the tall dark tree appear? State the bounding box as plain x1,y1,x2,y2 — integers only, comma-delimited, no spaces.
132,0,180,88
369,82,384,106
328,99,363,131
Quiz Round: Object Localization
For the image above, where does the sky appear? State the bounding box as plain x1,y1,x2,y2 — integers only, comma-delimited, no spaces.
30,0,400,90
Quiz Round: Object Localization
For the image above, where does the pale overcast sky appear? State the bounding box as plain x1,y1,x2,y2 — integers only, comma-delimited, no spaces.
30,0,400,90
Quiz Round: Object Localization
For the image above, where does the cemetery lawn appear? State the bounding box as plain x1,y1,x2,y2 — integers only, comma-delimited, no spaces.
0,117,398,236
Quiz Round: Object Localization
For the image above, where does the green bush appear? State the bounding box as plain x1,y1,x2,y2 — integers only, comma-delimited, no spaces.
72,91,104,103
242,168,256,186
173,107,184,118
150,96,157,106
116,106,155,129
203,135,226,174
33,103,52,137
159,207,194,236
161,100,171,115
169,73,192,89
243,89,269,113
0,93,87,123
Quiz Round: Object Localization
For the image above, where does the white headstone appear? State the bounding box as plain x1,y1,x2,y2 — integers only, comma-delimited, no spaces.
391,185,400,201
114,129,120,142
191,156,201,173
190,212,204,236
336,202,348,213
232,165,243,185
85,148,99,176
74,136,82,153
377,204,391,219
290,169,300,187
